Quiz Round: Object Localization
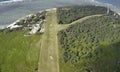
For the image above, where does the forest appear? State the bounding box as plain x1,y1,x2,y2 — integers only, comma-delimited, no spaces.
58,15,120,72
57,5,114,24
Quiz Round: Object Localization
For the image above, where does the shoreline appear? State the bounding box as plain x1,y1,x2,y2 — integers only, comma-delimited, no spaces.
0,0,24,6
0,0,120,28
0,25,7,29
0,8,57,30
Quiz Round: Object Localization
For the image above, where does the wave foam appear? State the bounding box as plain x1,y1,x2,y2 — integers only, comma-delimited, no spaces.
0,0,23,4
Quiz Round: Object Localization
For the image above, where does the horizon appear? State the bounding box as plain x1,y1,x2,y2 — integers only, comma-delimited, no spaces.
97,0,120,7
0,0,120,27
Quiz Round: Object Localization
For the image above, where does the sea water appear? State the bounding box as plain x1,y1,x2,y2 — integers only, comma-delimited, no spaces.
0,0,9,2
0,0,119,29
0,0,75,28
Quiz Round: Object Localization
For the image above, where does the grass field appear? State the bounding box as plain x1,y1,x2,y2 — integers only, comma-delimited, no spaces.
0,31,41,72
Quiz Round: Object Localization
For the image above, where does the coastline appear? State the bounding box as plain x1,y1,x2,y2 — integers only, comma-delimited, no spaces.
0,0,120,27
6,13,35,28
0,0,23,5
1,8,57,30
0,25,7,29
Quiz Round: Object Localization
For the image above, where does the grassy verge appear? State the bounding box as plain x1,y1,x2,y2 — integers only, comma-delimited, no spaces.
0,31,41,72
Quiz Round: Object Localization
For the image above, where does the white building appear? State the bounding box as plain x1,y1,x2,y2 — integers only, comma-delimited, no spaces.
30,24,40,34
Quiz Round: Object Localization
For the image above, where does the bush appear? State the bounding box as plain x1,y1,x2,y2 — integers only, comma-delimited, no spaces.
58,15,120,72
57,5,114,24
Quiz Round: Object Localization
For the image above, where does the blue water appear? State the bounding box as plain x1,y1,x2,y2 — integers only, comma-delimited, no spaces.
0,0,8,1
0,0,9,2
97,0,120,7
0,0,119,29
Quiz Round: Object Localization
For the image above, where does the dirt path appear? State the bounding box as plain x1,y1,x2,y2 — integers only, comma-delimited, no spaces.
38,8,102,72
58,14,102,31
38,8,59,72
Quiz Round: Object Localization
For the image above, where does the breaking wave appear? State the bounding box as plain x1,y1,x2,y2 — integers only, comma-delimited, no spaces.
0,0,23,3
0,0,26,5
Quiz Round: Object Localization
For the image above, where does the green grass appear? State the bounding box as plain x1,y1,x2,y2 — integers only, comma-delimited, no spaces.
0,31,41,72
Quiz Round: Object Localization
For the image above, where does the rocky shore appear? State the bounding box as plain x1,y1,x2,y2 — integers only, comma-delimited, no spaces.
0,8,57,36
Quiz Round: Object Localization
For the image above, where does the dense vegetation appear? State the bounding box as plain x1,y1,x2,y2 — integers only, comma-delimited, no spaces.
0,31,40,72
58,15,120,72
57,5,114,24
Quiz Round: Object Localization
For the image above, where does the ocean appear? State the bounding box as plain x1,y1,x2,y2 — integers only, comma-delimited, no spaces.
97,0,120,7
0,0,120,29
0,0,9,2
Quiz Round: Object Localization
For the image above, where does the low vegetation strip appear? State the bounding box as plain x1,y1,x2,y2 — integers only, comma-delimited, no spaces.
38,8,59,72
0,31,41,72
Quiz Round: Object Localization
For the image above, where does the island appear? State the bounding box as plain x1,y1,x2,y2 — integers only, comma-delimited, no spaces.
0,5,120,72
